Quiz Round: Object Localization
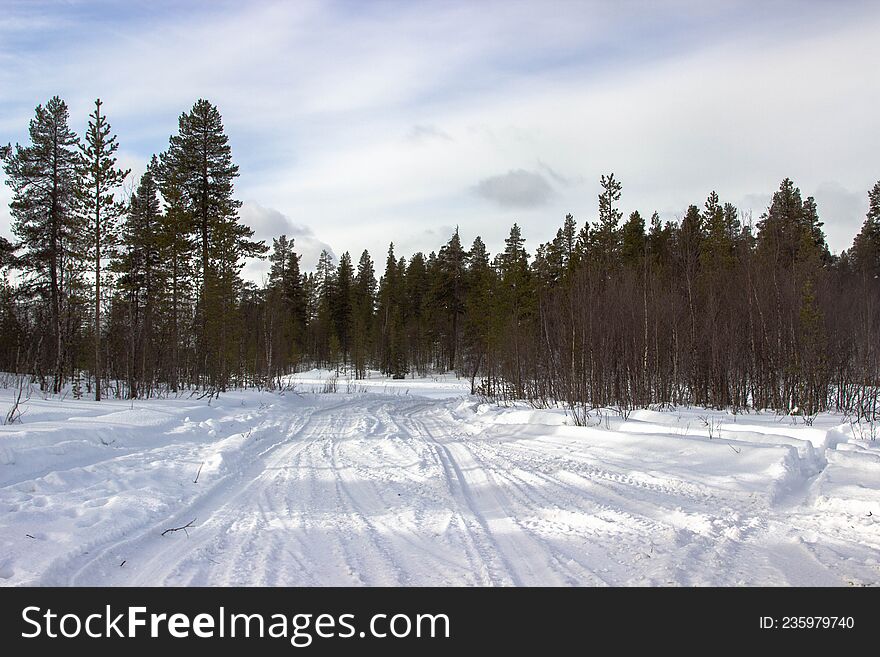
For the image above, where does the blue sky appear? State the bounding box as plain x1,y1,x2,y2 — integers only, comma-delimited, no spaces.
2,0,879,278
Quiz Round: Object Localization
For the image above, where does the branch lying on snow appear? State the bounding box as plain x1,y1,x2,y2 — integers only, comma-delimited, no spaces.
193,461,204,484
161,518,196,537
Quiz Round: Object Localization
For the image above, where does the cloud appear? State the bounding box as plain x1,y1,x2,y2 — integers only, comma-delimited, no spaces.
474,169,554,208
811,182,868,253
238,201,335,274
537,160,583,187
405,124,453,142
735,192,772,227
2,1,879,264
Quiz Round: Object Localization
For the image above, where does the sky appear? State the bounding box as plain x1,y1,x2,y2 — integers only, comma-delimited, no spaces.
1,0,879,280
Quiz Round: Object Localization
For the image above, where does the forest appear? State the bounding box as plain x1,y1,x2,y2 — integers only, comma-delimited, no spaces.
1,97,879,422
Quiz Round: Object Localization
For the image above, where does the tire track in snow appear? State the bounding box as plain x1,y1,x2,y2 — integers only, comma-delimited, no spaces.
157,396,371,586
46,399,359,585
431,407,771,585
405,407,588,586
390,408,516,585
23,392,859,587
324,398,489,586
75,395,473,586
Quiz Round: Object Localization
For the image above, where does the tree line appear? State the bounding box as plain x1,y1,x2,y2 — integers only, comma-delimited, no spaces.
2,97,879,421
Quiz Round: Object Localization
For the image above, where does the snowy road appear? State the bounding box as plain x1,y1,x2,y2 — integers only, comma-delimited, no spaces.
1,375,878,586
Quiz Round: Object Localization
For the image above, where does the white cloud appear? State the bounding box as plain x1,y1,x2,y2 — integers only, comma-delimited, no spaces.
474,169,554,208
405,125,453,143
812,182,869,253
1,0,879,269
238,201,335,273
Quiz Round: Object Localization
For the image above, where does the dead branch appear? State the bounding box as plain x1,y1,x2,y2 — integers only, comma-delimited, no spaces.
161,518,196,537
193,461,204,484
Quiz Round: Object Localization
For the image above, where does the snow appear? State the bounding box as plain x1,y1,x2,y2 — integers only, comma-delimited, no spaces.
0,371,877,586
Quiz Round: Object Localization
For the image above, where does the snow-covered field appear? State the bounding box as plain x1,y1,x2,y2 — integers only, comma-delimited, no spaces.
0,370,877,586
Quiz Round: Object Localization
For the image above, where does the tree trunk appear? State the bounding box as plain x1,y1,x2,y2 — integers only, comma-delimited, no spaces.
95,179,102,401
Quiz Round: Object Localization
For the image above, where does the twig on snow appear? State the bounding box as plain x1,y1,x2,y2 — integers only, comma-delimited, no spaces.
161,518,196,537
193,461,204,484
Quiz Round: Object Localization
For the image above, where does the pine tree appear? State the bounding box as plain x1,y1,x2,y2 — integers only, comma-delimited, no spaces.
264,235,305,380
155,156,195,392
314,249,336,366
352,250,376,378
497,224,533,395
267,235,294,290
3,96,81,392
113,158,162,397
0,236,16,270
403,252,429,374
377,244,407,377
533,236,563,287
462,236,495,392
395,255,410,376
78,99,129,400
801,195,831,264
432,229,467,371
620,210,646,268
591,173,623,272
678,204,705,372
756,178,828,267
302,272,318,357
560,213,579,270
161,99,266,386
499,223,530,288
333,252,355,364
851,180,880,279
267,234,306,360
164,100,239,293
